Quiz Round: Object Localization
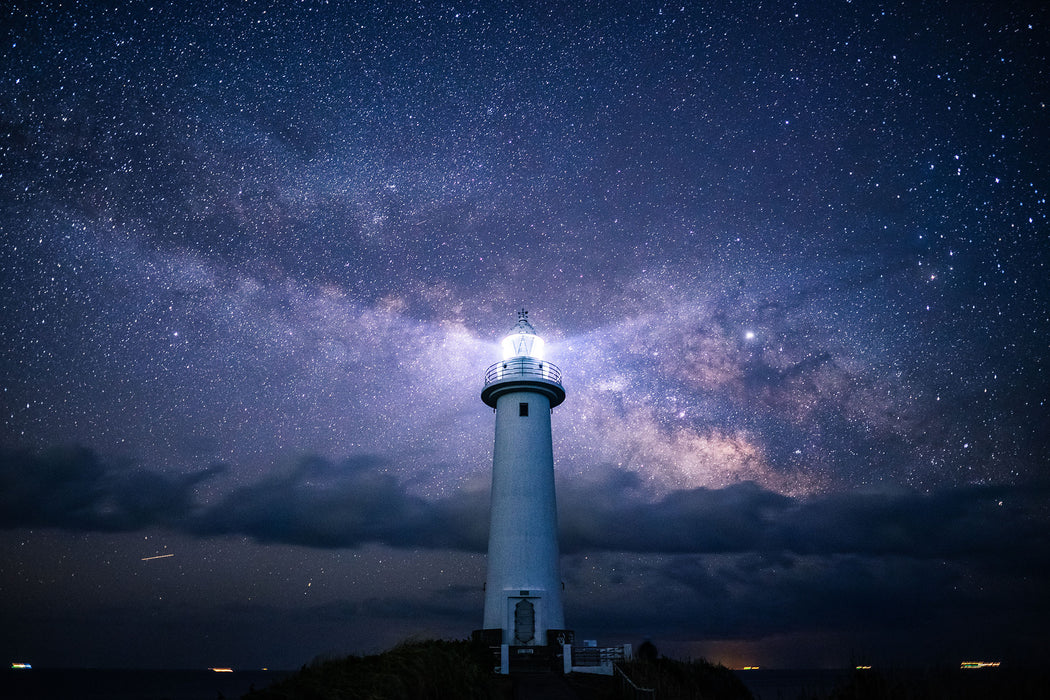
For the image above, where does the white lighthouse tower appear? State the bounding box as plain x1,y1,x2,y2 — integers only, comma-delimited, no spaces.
478,310,571,669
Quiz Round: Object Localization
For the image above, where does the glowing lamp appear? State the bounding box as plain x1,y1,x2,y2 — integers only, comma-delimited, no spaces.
501,309,545,360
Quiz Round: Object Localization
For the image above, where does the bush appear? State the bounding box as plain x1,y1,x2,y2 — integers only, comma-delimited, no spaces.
242,639,500,700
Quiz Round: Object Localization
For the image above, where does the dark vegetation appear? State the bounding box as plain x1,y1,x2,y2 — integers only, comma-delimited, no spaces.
240,638,1048,700
239,639,754,700
241,639,502,700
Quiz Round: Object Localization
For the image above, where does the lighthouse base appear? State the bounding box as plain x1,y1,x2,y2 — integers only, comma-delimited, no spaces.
472,629,575,675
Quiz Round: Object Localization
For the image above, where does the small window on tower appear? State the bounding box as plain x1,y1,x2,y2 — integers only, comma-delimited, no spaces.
519,402,529,417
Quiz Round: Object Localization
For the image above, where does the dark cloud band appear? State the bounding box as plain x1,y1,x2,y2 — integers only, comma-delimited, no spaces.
4,448,1045,572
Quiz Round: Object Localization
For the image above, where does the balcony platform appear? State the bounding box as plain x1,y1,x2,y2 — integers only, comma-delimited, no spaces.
481,357,565,408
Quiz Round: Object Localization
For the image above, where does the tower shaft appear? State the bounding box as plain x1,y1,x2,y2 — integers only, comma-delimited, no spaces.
483,389,565,642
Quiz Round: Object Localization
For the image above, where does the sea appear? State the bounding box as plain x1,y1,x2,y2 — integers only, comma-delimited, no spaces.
733,666,1049,700
0,668,293,700
3,665,1042,699
734,668,851,699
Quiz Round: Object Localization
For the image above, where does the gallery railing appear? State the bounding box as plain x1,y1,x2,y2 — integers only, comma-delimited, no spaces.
484,357,563,386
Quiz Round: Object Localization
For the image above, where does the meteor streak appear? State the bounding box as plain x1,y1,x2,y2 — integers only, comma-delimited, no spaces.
141,553,174,561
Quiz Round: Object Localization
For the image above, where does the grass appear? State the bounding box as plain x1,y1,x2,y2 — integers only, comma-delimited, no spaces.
241,639,503,700
239,639,759,700
240,639,1049,700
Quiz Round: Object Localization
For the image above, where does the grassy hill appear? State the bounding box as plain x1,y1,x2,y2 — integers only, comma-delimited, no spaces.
242,639,501,699
240,639,753,700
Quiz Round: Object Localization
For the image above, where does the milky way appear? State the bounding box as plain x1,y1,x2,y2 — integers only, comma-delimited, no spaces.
1,1,1047,669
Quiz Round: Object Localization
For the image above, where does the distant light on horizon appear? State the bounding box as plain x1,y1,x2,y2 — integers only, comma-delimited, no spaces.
960,661,1000,669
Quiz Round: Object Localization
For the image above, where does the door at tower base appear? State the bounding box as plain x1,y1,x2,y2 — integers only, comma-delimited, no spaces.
494,590,550,647
513,598,535,644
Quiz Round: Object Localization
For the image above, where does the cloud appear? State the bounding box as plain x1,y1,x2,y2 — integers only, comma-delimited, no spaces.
558,476,790,554
559,467,1050,566
4,448,1047,574
189,454,490,551
0,446,224,531
0,447,488,551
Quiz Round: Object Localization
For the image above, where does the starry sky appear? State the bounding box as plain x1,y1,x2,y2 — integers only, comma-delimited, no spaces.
2,0,1048,671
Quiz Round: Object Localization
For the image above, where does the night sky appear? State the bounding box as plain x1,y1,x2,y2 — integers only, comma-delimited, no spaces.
2,0,1048,671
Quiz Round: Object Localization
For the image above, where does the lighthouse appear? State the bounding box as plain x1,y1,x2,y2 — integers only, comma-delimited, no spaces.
478,310,572,670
